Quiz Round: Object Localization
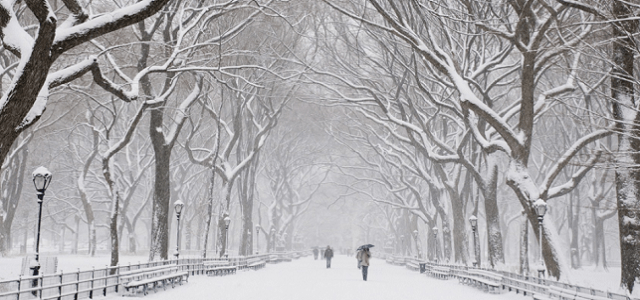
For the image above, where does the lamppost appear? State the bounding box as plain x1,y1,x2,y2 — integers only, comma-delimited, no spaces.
32,166,52,294
469,215,479,267
255,224,261,255
432,227,439,263
224,216,231,258
534,199,548,277
412,230,419,258
173,200,184,262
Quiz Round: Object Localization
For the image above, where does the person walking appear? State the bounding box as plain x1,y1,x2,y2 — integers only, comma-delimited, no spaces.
324,245,334,268
356,247,371,281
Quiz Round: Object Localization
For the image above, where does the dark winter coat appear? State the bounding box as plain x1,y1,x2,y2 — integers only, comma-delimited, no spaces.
324,247,334,259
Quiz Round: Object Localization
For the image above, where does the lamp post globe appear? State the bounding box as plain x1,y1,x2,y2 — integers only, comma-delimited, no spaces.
31,166,52,294
533,199,548,277
173,200,184,262
534,199,548,218
469,215,478,228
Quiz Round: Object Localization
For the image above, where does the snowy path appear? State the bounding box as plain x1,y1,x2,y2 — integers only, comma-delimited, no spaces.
106,255,523,300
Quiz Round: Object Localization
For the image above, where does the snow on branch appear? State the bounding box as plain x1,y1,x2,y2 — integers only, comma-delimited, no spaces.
165,74,203,145
52,0,172,56
540,128,613,199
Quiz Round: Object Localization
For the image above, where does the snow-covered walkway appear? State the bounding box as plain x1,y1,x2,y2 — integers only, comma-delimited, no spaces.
106,254,523,300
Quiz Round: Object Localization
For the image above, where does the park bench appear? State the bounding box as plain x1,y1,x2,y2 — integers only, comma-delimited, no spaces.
405,261,420,272
385,257,393,264
204,260,237,276
500,274,547,296
119,265,188,296
268,254,281,264
427,266,451,280
533,285,612,300
419,263,430,274
245,257,266,271
458,269,502,293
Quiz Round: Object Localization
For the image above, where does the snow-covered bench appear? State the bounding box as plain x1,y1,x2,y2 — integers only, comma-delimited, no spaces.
385,256,395,265
268,254,280,264
533,285,610,300
428,266,450,280
119,265,188,296
405,261,420,272
245,257,266,271
500,274,547,296
204,260,237,276
459,269,502,293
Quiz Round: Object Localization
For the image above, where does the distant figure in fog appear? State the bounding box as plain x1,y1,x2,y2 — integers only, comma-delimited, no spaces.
313,248,319,260
324,245,334,268
356,247,371,281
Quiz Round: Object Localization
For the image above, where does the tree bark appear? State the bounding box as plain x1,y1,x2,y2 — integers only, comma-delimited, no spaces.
483,154,505,267
519,211,529,274
148,138,171,261
569,192,581,269
611,0,640,292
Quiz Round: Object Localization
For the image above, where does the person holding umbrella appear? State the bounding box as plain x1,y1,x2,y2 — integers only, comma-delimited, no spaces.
356,244,373,281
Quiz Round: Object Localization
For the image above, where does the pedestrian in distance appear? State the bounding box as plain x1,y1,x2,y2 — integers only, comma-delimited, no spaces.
324,245,334,268
356,247,371,281
313,248,319,260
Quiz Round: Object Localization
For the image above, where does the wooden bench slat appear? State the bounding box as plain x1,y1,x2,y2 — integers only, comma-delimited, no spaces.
120,265,188,296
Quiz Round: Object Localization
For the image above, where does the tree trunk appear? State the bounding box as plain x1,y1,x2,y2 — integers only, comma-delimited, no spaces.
508,160,566,279
185,220,192,251
569,193,581,269
519,211,529,274
611,0,640,292
483,155,505,268
0,222,11,255
0,145,27,255
59,227,65,254
594,217,607,269
22,215,28,255
218,180,235,257
201,171,216,258
73,216,80,254
240,203,253,255
109,195,120,271
89,221,96,256
449,192,468,264
148,126,172,261
125,220,137,254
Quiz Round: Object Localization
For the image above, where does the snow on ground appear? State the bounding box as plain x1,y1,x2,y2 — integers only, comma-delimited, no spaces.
0,253,628,299
101,255,522,300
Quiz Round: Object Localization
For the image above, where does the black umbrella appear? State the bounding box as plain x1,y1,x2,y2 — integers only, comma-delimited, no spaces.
357,244,375,250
